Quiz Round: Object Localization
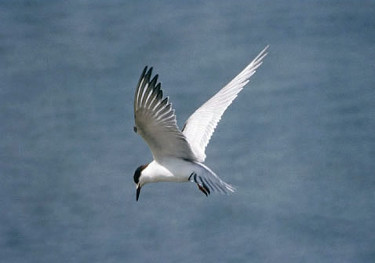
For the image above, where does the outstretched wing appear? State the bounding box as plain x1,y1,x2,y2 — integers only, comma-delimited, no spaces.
182,46,268,162
134,66,197,162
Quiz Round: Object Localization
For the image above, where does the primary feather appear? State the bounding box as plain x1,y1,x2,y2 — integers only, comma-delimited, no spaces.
182,46,269,161
134,67,197,162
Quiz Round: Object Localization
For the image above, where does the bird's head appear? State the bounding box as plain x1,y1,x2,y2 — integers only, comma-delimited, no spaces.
133,164,148,201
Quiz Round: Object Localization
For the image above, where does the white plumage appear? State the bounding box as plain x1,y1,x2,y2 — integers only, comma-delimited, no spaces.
182,46,268,162
132,46,268,201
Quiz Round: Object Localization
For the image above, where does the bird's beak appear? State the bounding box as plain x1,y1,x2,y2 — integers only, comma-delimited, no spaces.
136,184,141,201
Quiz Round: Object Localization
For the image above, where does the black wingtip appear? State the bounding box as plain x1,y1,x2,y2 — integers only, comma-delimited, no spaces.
149,74,159,88
144,67,153,82
137,66,149,87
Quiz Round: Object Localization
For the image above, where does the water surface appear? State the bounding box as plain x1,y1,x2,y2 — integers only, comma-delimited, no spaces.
1,1,375,262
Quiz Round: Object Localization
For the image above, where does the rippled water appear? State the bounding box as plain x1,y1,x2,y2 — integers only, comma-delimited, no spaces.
1,1,375,262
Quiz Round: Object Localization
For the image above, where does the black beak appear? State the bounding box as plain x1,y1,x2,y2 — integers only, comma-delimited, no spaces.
136,184,141,201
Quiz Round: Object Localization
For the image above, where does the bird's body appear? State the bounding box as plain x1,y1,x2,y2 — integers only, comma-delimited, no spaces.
140,159,191,184
132,46,268,200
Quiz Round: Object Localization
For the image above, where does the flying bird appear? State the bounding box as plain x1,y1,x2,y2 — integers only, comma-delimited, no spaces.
133,46,268,201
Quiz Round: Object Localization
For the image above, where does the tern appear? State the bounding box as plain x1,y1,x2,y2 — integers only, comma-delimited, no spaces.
133,46,268,201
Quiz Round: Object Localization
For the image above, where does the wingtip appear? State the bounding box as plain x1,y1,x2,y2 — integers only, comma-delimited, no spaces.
261,45,270,54
146,66,153,78
141,66,149,78
255,45,269,61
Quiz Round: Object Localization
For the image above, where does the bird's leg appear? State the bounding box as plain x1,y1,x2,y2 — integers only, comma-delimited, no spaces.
197,184,209,196
189,172,210,196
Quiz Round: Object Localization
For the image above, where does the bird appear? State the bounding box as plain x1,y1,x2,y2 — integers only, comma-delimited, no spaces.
133,46,268,201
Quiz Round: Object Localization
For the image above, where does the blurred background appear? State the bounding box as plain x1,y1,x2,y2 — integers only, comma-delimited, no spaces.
1,1,374,262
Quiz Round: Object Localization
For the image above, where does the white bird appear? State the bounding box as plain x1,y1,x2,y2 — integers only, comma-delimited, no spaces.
133,46,268,201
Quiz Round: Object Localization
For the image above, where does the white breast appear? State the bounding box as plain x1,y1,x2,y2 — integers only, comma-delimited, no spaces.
142,159,195,183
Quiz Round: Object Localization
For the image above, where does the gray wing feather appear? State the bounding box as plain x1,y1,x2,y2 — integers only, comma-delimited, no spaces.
134,67,197,162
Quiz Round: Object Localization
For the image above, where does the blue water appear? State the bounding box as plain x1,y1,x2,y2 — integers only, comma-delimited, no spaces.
1,1,375,262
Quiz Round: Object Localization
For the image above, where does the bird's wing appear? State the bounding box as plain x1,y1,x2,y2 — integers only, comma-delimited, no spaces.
182,46,268,162
134,66,197,162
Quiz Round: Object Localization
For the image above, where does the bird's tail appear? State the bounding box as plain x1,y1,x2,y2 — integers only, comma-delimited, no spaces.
188,162,236,196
